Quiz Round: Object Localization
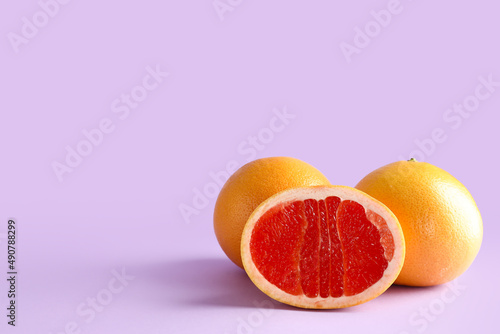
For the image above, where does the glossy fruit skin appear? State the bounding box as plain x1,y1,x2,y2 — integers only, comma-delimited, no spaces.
214,157,330,268
356,160,483,286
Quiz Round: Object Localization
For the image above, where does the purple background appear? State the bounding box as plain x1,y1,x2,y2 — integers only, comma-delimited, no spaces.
1,0,499,333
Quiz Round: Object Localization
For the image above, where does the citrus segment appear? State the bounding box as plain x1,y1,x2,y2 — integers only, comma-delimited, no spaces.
248,201,304,295
300,199,320,298
318,199,331,298
337,200,388,296
242,186,405,309
326,196,343,298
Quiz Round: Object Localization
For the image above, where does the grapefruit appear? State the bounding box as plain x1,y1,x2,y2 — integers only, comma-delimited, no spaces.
355,159,483,286
241,185,405,309
214,157,330,268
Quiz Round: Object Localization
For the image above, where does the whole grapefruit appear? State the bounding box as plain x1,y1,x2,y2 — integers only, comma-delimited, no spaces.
214,157,330,268
355,159,483,286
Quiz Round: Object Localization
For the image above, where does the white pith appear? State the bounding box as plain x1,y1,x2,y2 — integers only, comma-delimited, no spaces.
241,185,405,309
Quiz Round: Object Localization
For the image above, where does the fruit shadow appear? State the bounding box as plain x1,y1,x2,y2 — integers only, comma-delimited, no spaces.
139,258,353,312
377,283,447,303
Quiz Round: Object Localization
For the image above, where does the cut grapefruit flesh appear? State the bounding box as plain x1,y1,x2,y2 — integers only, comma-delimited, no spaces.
241,185,405,309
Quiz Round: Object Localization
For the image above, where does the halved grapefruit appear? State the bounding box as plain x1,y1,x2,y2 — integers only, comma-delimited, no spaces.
241,185,405,309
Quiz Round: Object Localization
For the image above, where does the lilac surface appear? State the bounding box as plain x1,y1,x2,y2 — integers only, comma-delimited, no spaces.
1,0,499,333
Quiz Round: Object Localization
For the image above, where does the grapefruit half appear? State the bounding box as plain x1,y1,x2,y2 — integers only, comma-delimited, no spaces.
241,185,405,309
